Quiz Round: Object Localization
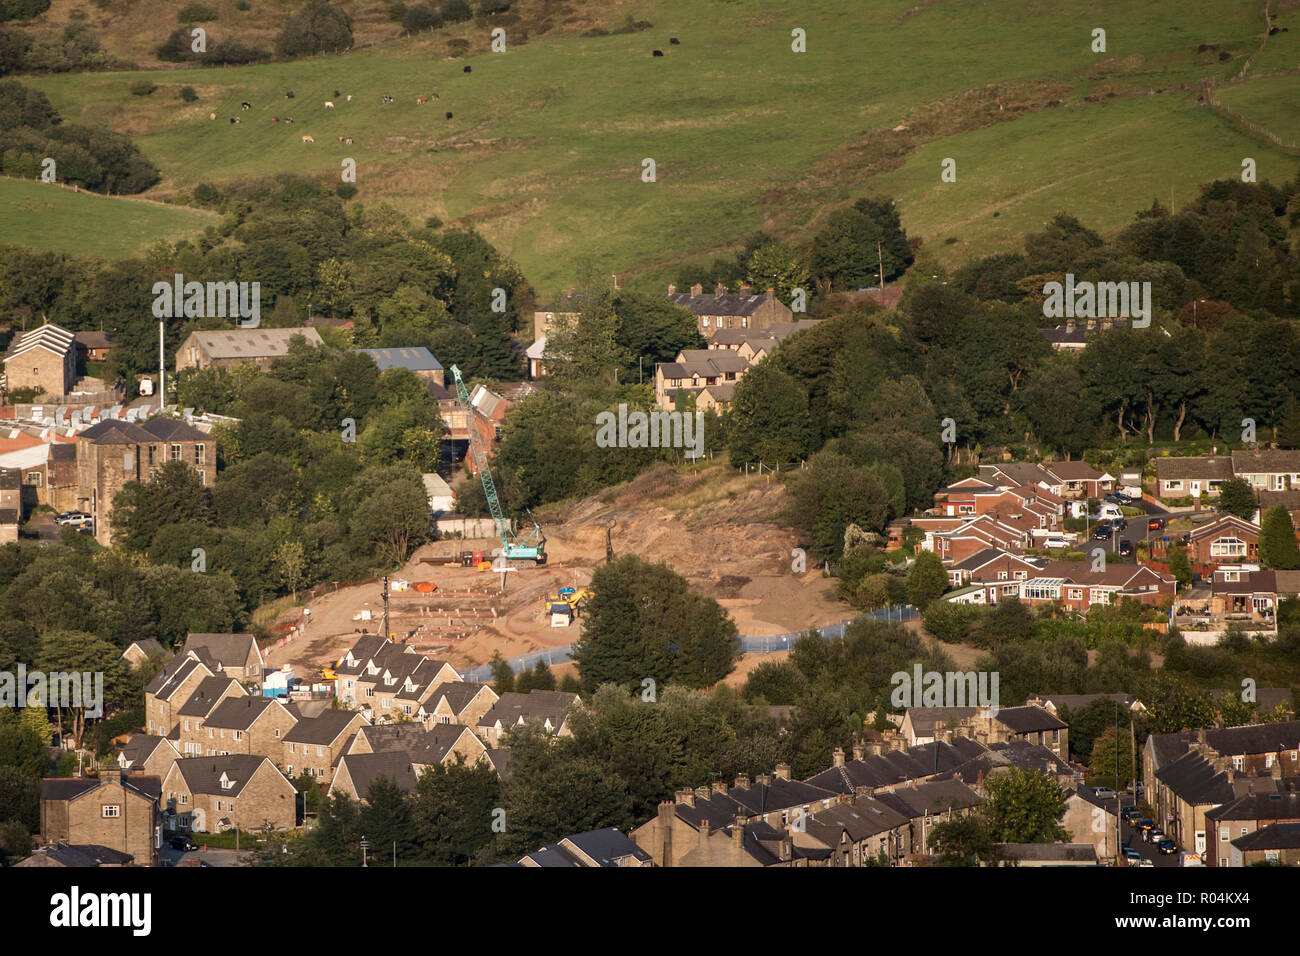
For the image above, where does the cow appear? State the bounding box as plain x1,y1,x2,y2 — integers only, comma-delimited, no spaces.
417,96,428,104
463,65,471,73
325,101,335,109
670,37,680,44
333,90,340,97
652,49,663,56
230,117,240,124
209,112,216,120
346,94,352,101
285,90,295,98
272,116,280,123
446,111,453,120
285,117,294,124
302,135,314,143
381,95,394,104
344,136,353,144
241,102,251,110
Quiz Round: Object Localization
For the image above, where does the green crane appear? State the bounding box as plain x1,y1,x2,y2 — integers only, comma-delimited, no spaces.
450,365,546,564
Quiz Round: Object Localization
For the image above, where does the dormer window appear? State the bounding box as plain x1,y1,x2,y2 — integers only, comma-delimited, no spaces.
220,773,235,790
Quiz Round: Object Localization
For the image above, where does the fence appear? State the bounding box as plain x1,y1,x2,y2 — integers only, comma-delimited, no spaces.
1202,75,1300,155
457,604,919,681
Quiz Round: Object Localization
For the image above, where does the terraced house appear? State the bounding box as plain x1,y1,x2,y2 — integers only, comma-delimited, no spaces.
283,711,369,780
162,755,297,833
667,283,794,336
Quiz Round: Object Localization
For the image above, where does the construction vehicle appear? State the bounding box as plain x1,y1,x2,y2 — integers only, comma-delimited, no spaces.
545,587,593,615
450,365,547,565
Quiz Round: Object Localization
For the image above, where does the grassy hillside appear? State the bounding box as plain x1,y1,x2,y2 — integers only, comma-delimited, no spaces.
19,0,1300,289
0,176,220,259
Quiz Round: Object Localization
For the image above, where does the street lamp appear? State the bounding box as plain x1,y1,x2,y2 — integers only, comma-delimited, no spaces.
360,835,369,867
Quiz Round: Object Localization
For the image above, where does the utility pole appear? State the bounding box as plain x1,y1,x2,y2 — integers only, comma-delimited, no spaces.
877,241,885,291
1114,701,1121,866
159,319,166,411
381,576,390,640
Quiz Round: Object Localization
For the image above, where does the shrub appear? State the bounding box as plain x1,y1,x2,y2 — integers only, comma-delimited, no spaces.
275,0,353,58
336,182,357,199
129,80,157,96
193,182,221,204
478,0,509,12
446,36,469,55
177,2,219,21
179,85,198,102
440,0,471,23
400,2,441,33
0,0,51,21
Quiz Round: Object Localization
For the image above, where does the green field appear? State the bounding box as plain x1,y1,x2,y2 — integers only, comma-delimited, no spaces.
18,0,1300,289
0,177,220,260
1216,73,1300,145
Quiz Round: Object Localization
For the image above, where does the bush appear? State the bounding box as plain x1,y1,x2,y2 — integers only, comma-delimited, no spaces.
275,0,353,58
179,85,198,102
129,80,157,96
446,36,469,55
440,0,471,23
478,0,509,12
0,0,50,23
336,182,357,199
202,37,270,64
193,182,221,204
400,2,441,33
156,27,194,61
177,2,219,21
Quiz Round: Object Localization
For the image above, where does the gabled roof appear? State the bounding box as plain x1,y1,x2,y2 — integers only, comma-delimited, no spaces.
182,633,260,671
177,676,244,717
283,710,362,746
1153,749,1237,806
479,690,579,730
139,417,210,442
668,290,777,317
872,780,984,818
805,798,910,844
725,777,838,816
1153,456,1233,480
992,843,1098,863
170,755,278,797
1232,449,1300,475
1206,788,1300,822
117,734,178,768
557,828,654,866
1232,821,1300,851
145,656,212,700
335,751,419,796
425,680,492,714
203,696,286,732
1188,514,1260,542
79,419,154,445
15,844,132,867
185,327,323,360
5,322,75,361
42,773,160,804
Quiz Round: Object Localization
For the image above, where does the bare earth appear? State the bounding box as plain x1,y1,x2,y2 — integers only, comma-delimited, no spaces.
263,464,854,680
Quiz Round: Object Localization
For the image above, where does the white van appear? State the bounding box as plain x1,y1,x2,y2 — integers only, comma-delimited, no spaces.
1096,502,1124,520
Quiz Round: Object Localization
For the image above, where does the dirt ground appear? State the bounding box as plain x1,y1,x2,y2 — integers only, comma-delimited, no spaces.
263,464,867,681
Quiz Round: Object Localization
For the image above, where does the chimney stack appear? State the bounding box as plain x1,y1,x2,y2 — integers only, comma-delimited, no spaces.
739,283,751,295
775,762,791,782
676,788,695,808
833,747,846,768
690,283,702,298
715,282,727,296
1273,755,1283,780
699,819,710,846
852,741,865,761
668,284,677,295
732,816,744,848
712,780,729,796
734,773,750,790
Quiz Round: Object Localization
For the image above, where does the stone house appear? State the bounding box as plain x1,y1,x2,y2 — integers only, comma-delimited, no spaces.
386,658,466,720
666,283,793,337
328,751,419,801
120,639,166,670
871,779,985,858
182,633,264,684
40,768,161,866
144,656,216,737
1229,821,1300,866
175,327,323,373
75,417,217,545
190,696,298,759
418,681,498,728
175,676,248,751
3,321,76,399
116,734,183,780
1206,784,1300,866
519,828,654,867
345,722,487,770
162,755,297,832
476,690,580,747
283,711,369,781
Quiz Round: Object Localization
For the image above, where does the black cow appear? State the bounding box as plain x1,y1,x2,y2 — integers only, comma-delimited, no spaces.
464,65,472,73
669,37,680,44
241,102,251,110
446,111,453,120
652,49,664,56
285,90,294,99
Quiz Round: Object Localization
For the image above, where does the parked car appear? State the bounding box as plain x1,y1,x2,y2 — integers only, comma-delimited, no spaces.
1147,517,1166,531
55,511,92,526
1105,492,1133,506
1157,837,1178,855
1092,786,1116,799
1119,539,1134,556
1121,806,1141,821
1041,537,1072,550
169,836,198,851
1123,847,1143,863
1138,859,1155,867
1146,827,1165,843
1135,819,1154,836
1093,525,1113,540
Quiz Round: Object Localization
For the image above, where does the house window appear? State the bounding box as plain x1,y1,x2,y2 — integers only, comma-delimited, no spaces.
287,765,293,775
274,729,280,738
148,445,155,466
316,746,323,756
1067,589,1082,601
1233,756,1243,771
1211,537,1247,557
184,720,190,732
1165,480,1182,491
290,744,296,754
1240,827,1248,837
103,805,121,818
234,731,242,741
365,689,374,698
959,505,975,515
180,794,189,805
195,445,205,466
23,471,41,487
170,444,181,461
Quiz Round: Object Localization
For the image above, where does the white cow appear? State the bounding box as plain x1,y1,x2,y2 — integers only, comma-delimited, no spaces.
324,101,335,109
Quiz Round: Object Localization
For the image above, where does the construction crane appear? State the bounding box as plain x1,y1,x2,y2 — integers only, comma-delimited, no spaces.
450,365,546,565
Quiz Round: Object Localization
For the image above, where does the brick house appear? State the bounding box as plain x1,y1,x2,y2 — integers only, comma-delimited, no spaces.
1187,515,1261,565
3,321,76,400
282,711,369,781
174,327,323,373
41,768,161,866
1017,561,1175,614
667,283,793,337
1206,786,1300,866
73,330,112,363
76,417,217,545
162,755,297,832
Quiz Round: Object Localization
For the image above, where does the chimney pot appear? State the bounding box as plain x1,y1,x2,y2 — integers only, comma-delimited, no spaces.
690,283,702,298
668,284,677,295
833,747,845,768
712,780,728,795
734,773,750,790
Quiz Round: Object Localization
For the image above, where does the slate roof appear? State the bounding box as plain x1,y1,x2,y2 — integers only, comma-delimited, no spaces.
15,844,132,867
354,347,443,372
1153,749,1237,805
336,751,419,796
1205,788,1300,822
177,677,242,717
139,417,209,442
1027,693,1138,712
479,690,579,731
872,780,984,818
1232,449,1300,475
41,774,160,804
803,739,985,794
668,290,776,317
171,755,273,797
117,734,175,768
73,331,112,350
722,819,832,865
995,705,1068,734
145,656,210,699
1153,456,1233,481
425,680,491,714
1148,721,1300,771
725,777,838,817
282,711,360,746
202,696,284,731
182,633,258,671
992,843,1098,863
5,322,74,360
560,828,654,866
123,638,165,659
79,419,154,445
1232,821,1300,851
805,799,910,844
